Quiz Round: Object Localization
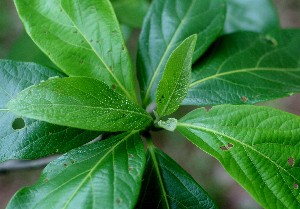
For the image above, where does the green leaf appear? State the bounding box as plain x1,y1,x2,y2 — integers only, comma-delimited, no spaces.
156,35,197,117
7,32,56,69
136,144,217,209
7,131,146,209
185,30,300,106
225,0,279,34
8,77,152,132
137,0,226,107
0,60,100,162
111,0,149,28
177,105,300,208
14,0,137,101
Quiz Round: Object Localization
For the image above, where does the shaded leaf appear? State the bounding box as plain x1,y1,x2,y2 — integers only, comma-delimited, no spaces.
177,105,300,208
0,60,99,163
185,30,300,106
8,77,152,132
7,131,145,209
14,0,136,101
225,0,279,33
156,35,197,117
136,145,217,209
137,0,226,107
111,0,149,28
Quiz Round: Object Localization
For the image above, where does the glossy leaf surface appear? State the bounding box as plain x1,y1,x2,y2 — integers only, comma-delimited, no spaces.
7,132,146,209
0,60,99,162
177,105,300,209
137,0,226,107
225,0,279,33
14,0,136,101
111,0,149,28
156,35,197,117
136,145,217,209
8,77,152,132
185,30,300,106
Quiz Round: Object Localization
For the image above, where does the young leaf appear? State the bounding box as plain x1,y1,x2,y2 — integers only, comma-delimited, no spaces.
185,30,300,106
111,0,149,28
225,0,279,33
136,144,217,209
14,0,137,101
156,35,197,117
0,60,99,162
177,105,300,208
8,77,152,132
137,0,226,107
6,131,146,209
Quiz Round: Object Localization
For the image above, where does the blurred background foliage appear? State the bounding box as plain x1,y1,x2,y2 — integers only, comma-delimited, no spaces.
0,0,299,209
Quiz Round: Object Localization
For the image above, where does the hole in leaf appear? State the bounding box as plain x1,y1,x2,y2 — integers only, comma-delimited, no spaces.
293,183,299,190
111,84,117,90
12,118,25,130
64,163,68,167
116,198,122,204
128,154,134,158
227,143,234,148
220,146,228,151
288,157,295,166
241,96,248,103
44,178,49,183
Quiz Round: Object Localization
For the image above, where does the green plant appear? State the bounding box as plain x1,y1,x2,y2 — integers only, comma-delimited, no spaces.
1,0,300,208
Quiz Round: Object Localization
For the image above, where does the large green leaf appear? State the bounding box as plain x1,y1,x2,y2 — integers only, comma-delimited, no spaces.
136,143,217,209
177,105,300,208
111,0,149,28
156,35,197,117
8,77,152,132
0,60,99,163
14,0,137,101
225,0,279,34
7,131,146,209
137,0,226,107
185,30,300,106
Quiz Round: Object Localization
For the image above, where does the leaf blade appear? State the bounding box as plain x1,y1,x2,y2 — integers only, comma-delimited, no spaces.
185,30,300,106
136,145,218,209
156,35,197,117
225,0,279,33
14,0,136,101
137,0,226,107
6,132,146,209
8,77,152,132
177,105,300,208
0,60,99,163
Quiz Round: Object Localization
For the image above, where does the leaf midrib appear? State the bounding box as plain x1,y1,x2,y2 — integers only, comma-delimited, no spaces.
190,67,300,88
142,0,196,106
59,3,135,102
15,103,152,119
177,122,300,191
148,146,170,209
62,131,138,209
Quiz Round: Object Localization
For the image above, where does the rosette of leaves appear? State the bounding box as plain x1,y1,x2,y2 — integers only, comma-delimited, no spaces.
1,0,300,208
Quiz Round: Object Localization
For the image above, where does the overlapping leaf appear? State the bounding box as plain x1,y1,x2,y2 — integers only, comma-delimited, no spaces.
185,30,300,106
136,145,217,209
156,35,197,117
137,0,226,107
14,0,136,101
8,77,152,132
225,0,279,33
7,132,146,209
0,60,99,162
177,105,300,208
